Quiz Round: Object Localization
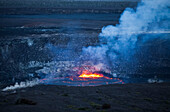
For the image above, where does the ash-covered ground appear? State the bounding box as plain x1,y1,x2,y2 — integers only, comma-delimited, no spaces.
0,83,170,112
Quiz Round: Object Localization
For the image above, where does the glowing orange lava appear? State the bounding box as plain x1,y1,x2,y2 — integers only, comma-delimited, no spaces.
79,71,104,78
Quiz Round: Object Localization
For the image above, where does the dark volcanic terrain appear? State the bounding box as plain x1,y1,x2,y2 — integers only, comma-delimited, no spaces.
0,83,170,112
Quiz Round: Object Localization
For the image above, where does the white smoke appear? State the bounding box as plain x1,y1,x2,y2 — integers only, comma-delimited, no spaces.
2,78,40,91
148,76,163,83
82,0,170,73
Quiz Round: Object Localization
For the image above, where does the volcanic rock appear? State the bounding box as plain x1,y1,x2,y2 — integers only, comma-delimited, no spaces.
15,98,37,105
102,103,111,109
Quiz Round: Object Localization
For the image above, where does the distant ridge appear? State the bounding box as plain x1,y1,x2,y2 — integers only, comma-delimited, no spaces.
0,0,140,8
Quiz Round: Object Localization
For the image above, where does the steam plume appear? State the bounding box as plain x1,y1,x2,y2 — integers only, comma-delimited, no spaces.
2,78,39,91
82,0,170,74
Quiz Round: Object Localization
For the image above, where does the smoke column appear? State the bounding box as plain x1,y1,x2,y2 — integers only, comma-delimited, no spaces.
82,0,170,75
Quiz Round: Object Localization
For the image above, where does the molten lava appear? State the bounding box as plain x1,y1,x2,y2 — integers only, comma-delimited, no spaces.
40,70,124,86
39,67,125,86
79,71,104,78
